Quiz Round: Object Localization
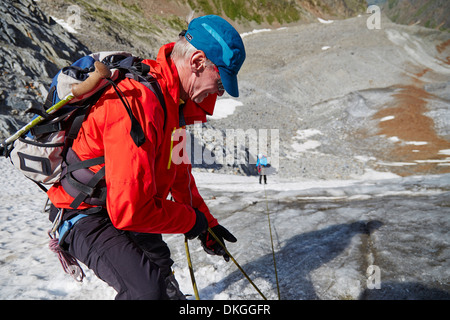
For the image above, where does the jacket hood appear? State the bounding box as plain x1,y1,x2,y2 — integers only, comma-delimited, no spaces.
143,43,217,126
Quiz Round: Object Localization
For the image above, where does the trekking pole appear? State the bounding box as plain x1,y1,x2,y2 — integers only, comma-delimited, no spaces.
184,237,200,300
207,227,268,300
2,61,111,146
264,183,281,300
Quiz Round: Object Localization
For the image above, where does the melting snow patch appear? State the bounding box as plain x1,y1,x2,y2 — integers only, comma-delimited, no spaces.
240,29,272,38
208,98,243,120
318,18,334,24
380,115,395,122
415,159,450,164
51,16,78,34
405,141,428,145
388,136,400,142
292,140,321,152
377,161,417,166
292,129,322,152
354,155,376,162
438,149,450,155
295,129,322,140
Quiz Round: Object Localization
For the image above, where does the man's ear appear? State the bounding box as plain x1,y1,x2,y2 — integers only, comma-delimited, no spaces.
189,50,207,74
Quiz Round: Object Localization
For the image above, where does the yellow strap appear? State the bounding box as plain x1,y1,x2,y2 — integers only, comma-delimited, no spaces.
167,127,177,169
184,237,200,300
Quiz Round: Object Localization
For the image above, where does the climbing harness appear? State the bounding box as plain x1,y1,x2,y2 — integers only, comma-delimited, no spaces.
48,208,86,282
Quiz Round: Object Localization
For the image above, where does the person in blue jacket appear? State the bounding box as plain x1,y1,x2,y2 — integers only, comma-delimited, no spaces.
256,154,268,184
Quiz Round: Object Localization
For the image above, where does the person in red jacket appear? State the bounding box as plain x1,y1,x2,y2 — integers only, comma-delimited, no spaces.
47,15,246,299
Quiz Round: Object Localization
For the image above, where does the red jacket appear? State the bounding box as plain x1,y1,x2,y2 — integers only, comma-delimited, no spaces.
47,43,218,234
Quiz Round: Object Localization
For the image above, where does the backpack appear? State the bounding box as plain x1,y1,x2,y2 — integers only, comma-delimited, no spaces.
260,156,268,166
1,52,166,209
258,155,268,167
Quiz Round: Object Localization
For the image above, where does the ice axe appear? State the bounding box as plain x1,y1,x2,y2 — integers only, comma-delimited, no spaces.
207,227,268,300
0,61,111,153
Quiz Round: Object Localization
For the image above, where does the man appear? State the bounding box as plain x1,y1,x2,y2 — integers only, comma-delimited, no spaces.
47,15,246,299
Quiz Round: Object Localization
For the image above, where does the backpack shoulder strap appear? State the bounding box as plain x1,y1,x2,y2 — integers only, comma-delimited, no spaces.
123,64,167,131
135,72,167,131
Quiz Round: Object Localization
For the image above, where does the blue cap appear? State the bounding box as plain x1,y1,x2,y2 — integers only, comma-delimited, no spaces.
185,15,246,97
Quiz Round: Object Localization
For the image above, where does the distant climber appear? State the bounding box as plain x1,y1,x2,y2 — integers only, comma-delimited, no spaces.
256,154,268,184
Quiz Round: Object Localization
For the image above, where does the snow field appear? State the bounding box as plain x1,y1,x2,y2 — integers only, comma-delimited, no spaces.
1,153,449,300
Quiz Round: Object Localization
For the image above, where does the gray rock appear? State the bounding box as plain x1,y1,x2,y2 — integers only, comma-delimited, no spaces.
0,0,89,138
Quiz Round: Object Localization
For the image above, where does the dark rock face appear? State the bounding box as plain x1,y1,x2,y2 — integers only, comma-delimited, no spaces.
0,0,89,138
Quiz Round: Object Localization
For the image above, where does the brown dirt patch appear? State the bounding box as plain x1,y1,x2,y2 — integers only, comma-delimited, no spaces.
436,39,450,54
436,39,450,65
372,69,450,176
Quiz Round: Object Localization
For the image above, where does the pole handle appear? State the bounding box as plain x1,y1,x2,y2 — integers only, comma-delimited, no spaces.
71,61,111,98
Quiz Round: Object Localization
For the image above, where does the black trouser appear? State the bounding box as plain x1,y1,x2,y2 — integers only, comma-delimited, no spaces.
50,206,172,300
259,175,267,184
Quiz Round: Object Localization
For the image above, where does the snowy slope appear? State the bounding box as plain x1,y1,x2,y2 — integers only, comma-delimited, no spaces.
1,157,449,300
1,9,449,301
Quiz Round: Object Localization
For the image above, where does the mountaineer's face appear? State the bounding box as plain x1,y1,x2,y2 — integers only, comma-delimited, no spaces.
189,62,224,103
180,50,225,104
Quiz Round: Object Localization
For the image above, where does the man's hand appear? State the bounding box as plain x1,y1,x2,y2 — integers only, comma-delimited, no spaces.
198,225,237,261
184,208,208,240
